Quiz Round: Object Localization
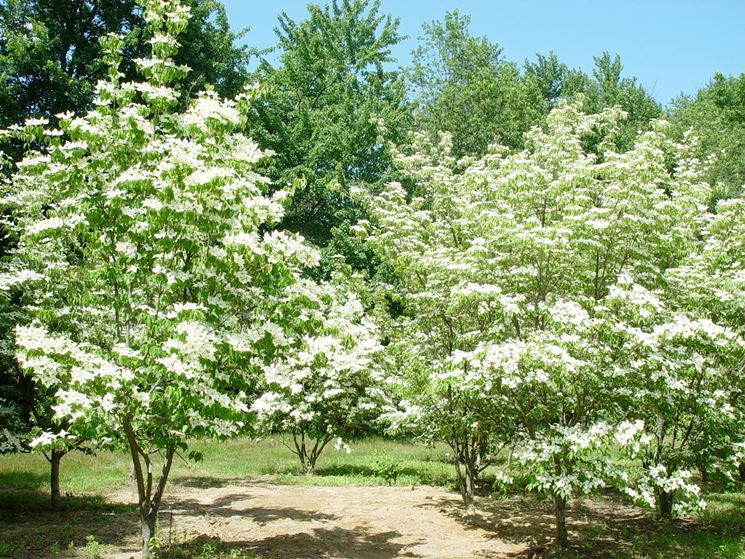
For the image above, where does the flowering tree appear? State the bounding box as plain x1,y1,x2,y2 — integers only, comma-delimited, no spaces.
358,101,722,547
651,194,745,489
252,276,385,474
1,0,319,555
602,274,744,517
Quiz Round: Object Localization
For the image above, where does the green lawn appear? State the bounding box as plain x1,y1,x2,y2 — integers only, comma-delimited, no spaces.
0,436,456,498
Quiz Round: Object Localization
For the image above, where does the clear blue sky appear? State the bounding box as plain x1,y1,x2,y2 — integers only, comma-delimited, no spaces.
221,0,745,106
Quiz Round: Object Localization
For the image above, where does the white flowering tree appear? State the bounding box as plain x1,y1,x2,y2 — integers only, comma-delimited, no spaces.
603,274,745,517
252,276,385,474
1,1,319,556
0,144,91,513
649,194,745,491
358,101,721,548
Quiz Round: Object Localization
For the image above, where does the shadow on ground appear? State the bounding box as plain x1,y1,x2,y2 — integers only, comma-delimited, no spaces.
0,489,139,559
172,492,340,525
156,527,416,559
421,492,745,559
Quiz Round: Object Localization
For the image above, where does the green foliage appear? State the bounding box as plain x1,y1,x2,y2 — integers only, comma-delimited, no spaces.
155,541,253,559
409,10,544,157
246,0,410,273
0,0,253,129
81,535,103,559
370,449,401,485
409,14,660,160
582,52,662,151
669,72,745,203
524,51,590,109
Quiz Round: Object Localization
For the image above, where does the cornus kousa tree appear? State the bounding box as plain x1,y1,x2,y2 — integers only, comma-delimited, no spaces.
356,100,719,548
608,272,745,517
655,193,745,484
251,276,386,474
360,132,515,511
1,1,319,556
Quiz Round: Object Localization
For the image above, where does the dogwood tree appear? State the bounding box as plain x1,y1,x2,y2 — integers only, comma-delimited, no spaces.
358,101,719,547
2,1,319,556
0,273,90,510
650,193,745,491
252,276,385,474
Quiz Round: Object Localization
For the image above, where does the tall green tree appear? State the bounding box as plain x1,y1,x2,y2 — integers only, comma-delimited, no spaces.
526,51,661,152
669,72,745,203
247,0,410,262
583,52,662,151
0,0,252,128
409,10,543,157
524,51,590,109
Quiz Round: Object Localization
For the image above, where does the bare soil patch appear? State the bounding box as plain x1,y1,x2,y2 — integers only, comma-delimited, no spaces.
1,479,652,559
102,479,642,559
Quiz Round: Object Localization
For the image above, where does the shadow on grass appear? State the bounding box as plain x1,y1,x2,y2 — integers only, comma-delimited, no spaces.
158,526,416,559
312,463,453,486
0,470,48,492
0,489,139,559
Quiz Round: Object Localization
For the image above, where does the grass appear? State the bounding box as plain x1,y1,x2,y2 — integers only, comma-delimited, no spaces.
1,437,745,558
0,436,455,497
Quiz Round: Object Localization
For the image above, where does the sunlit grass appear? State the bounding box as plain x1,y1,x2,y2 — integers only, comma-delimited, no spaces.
0,436,456,497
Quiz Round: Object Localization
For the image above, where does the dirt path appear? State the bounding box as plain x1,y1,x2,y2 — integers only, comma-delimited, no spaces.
107,480,543,558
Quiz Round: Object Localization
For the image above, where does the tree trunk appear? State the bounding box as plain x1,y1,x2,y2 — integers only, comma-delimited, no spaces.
140,513,157,558
123,419,175,559
301,455,315,475
699,465,709,483
738,463,745,482
453,455,477,510
553,492,569,549
656,490,674,518
50,449,63,511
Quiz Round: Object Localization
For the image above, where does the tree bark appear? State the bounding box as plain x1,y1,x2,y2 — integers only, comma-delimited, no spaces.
301,456,315,475
698,465,709,483
141,513,157,558
123,418,175,558
553,492,569,549
738,463,745,482
452,446,479,511
50,449,63,511
656,490,674,518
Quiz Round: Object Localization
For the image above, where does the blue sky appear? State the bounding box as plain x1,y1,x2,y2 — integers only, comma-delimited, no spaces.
221,1,745,106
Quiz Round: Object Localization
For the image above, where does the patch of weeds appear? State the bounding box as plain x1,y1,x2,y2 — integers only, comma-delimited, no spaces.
371,450,402,486
156,538,252,559
81,535,103,559
0,540,17,557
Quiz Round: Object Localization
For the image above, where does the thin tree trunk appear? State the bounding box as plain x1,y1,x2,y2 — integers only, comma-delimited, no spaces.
301,456,314,475
738,463,745,482
699,465,709,483
553,492,569,549
123,418,175,558
656,490,674,518
464,463,475,510
452,446,477,510
50,449,63,511
141,513,157,558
